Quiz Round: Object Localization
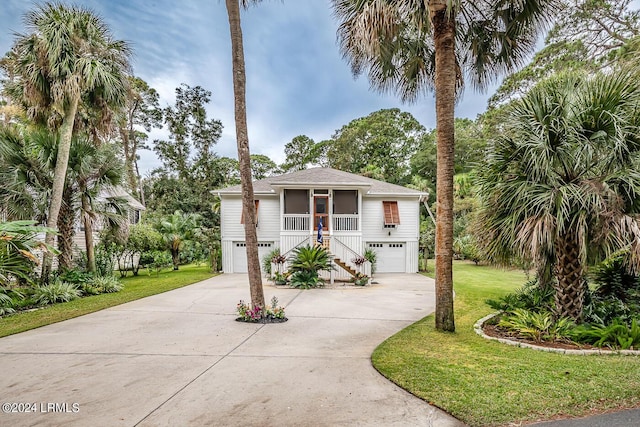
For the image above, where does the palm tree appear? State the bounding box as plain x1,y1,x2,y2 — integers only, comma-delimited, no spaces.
0,126,54,225
157,211,201,270
332,0,559,331
225,0,265,309
3,2,130,282
66,140,126,273
0,126,127,272
477,69,640,321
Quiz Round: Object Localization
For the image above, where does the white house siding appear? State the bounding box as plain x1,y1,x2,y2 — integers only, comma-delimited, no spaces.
221,195,280,273
361,197,420,273
221,193,421,274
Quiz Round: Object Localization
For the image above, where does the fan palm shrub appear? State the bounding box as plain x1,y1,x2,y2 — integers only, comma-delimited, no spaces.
477,69,640,321
288,245,332,289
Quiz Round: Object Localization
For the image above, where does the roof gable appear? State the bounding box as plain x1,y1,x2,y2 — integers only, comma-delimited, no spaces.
216,167,425,196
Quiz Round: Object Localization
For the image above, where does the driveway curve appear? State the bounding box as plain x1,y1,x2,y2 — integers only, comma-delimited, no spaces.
0,273,464,427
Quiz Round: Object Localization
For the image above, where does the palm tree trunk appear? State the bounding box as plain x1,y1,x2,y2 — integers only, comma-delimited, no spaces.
81,195,97,273
171,247,180,270
431,0,456,332
57,189,75,271
225,0,265,309
554,234,586,321
41,94,80,283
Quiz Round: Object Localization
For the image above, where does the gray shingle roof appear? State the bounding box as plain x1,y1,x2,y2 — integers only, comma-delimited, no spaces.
216,167,425,196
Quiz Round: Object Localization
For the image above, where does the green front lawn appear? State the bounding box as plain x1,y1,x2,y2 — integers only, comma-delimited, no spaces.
0,265,215,339
372,261,640,426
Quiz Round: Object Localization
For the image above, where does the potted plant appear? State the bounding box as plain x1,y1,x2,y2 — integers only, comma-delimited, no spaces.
352,272,369,286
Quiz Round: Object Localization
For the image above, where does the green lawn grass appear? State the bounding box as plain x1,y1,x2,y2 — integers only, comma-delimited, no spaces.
0,264,215,339
372,261,640,426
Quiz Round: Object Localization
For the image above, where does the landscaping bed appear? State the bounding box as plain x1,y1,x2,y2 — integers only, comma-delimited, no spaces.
372,261,640,427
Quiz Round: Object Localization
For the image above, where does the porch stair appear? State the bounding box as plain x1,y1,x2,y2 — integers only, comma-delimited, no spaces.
332,257,358,278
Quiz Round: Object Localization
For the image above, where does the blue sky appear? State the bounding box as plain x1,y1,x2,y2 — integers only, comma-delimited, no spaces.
1,0,536,174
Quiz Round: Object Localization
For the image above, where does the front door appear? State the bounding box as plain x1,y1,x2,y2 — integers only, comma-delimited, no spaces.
314,196,329,232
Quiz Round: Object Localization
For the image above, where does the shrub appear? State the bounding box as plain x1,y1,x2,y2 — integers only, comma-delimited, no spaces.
590,251,640,302
148,251,173,276
95,244,117,277
289,245,332,273
498,309,575,343
79,283,102,296
486,279,554,313
570,319,640,350
34,281,80,305
364,248,377,275
582,294,637,326
57,269,94,285
92,276,123,293
453,234,482,264
0,287,19,316
290,270,323,289
262,247,281,276
352,273,369,286
0,220,55,286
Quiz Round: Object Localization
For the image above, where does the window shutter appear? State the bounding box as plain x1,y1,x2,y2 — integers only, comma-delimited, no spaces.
240,200,260,225
383,201,400,225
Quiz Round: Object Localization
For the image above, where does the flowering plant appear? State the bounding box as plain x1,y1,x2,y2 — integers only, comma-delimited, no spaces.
351,256,367,266
236,296,286,322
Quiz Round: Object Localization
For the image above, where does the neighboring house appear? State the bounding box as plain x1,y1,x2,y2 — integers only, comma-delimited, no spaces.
217,168,427,279
70,186,146,262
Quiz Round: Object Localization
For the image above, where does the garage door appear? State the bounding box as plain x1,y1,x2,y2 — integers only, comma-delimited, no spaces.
367,242,406,273
232,242,274,273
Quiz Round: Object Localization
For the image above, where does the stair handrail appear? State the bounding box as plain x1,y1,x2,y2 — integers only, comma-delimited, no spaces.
271,235,311,277
332,237,371,277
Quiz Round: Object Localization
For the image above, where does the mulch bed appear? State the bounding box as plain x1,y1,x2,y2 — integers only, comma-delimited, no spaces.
235,317,288,324
482,322,598,351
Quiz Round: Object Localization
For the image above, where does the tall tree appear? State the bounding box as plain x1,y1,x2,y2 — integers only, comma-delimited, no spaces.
411,118,486,189
0,126,126,271
489,0,640,107
324,108,424,185
477,69,640,321
281,135,317,172
225,0,265,309
250,154,280,179
150,84,224,229
332,0,558,331
3,2,130,282
116,76,162,203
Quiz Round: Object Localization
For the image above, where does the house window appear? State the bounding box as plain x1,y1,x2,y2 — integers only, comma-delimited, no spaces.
382,201,400,226
333,190,358,214
284,189,309,214
240,200,260,226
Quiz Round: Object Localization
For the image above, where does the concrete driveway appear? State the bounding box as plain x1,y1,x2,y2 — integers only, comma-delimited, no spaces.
0,273,464,427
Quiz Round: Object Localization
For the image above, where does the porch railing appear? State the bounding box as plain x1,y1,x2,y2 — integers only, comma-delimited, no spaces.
283,214,309,231
332,214,358,231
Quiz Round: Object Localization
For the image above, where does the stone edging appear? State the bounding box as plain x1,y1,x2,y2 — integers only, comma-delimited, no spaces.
474,312,640,356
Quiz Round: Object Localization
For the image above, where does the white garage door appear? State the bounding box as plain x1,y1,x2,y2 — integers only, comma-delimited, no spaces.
233,242,274,273
368,242,406,273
